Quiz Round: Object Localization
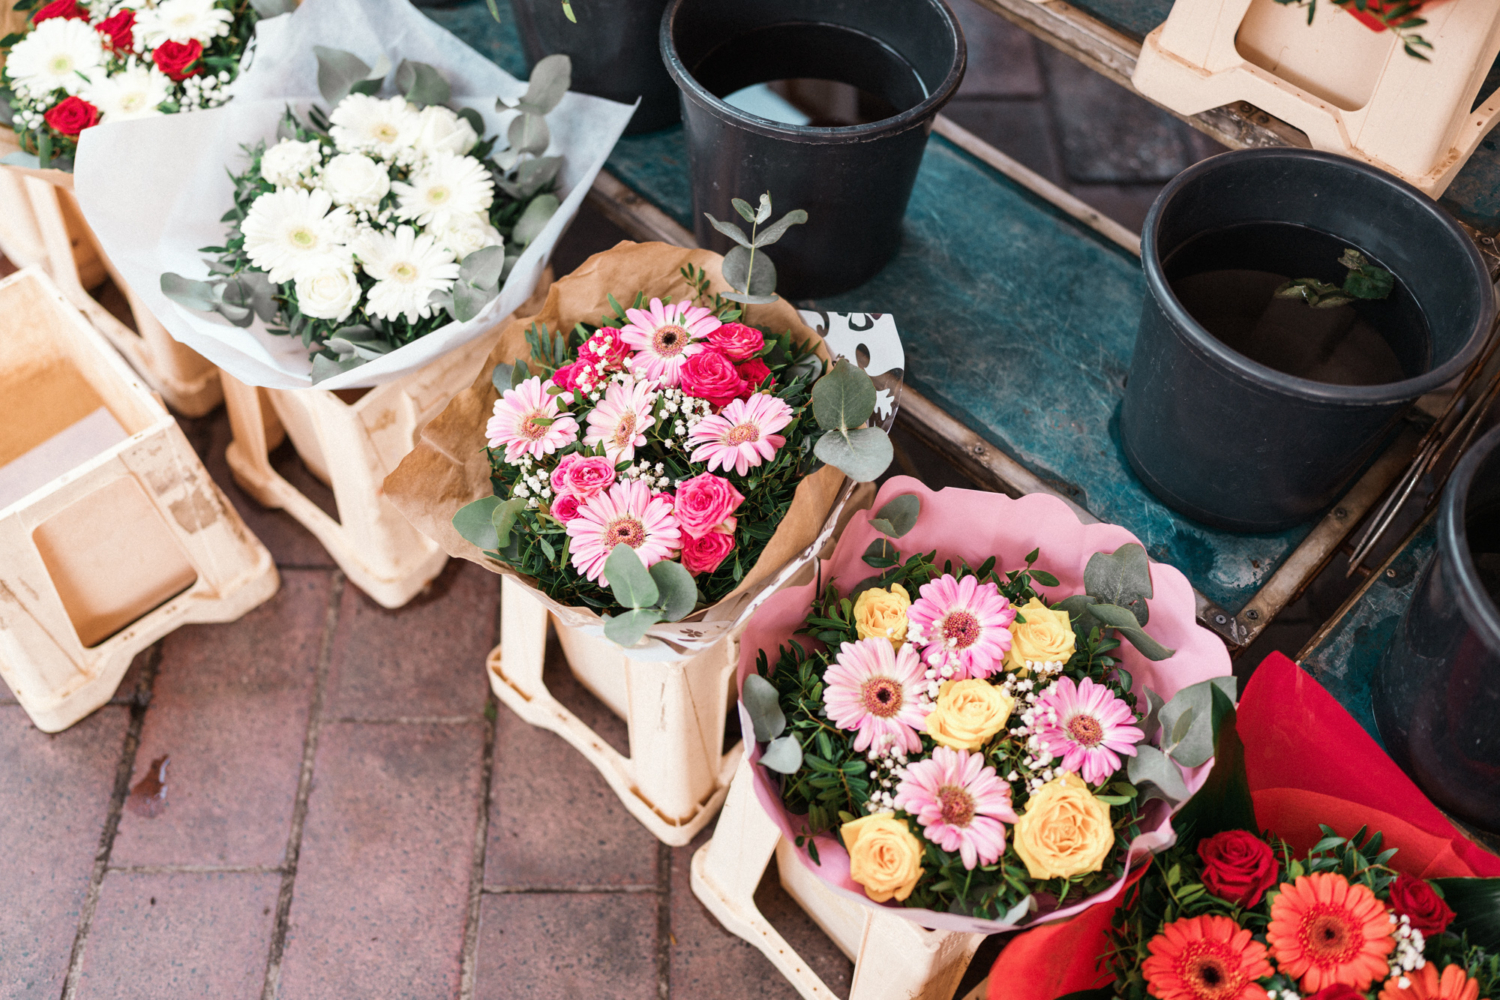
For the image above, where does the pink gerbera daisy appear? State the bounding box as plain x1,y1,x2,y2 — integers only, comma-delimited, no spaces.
895,746,1018,869
1031,676,1145,786
688,392,793,476
485,376,579,463
564,480,681,585
822,638,930,754
906,575,1016,680
620,297,718,387
584,377,657,463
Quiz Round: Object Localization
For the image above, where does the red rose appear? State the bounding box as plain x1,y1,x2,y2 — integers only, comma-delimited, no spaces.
32,0,88,23
1305,986,1364,1000
95,9,135,51
582,327,630,369
153,39,204,81
679,349,746,408
736,357,773,394
550,494,580,522
707,322,764,362
43,95,99,136
551,361,586,396
681,530,734,576
674,472,744,539
1197,830,1278,908
1389,874,1455,937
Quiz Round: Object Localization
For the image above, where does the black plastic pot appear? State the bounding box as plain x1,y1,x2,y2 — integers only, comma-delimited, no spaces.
1119,148,1494,532
1375,425,1500,833
510,0,679,135
661,0,966,299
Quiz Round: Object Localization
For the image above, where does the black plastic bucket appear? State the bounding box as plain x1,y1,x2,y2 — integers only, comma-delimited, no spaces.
1375,424,1500,833
509,0,679,134
1119,148,1494,533
661,0,966,299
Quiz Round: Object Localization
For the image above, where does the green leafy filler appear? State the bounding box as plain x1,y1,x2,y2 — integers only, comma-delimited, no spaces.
1274,248,1395,310
742,496,1239,923
159,49,572,382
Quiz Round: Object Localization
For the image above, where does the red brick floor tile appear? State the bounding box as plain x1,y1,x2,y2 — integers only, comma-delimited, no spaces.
485,693,658,890
473,892,658,1000
667,828,853,1000
0,705,127,1000
73,871,280,999
109,571,331,868
277,721,485,1000
324,560,496,721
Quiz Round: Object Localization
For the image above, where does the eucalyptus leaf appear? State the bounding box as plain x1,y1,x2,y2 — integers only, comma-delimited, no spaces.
160,273,221,312
310,354,355,383
760,735,803,774
605,543,659,609
604,608,661,647
1000,894,1035,925
394,59,449,108
1084,543,1153,626
732,197,757,224
512,193,559,247
452,496,503,550
492,362,514,394
719,245,777,300
704,213,752,250
223,270,278,322
507,110,550,157
814,427,893,483
811,358,877,432
460,245,506,291
456,106,485,137
752,208,808,248
249,0,297,16
1156,677,1236,768
314,46,373,105
1126,744,1188,805
870,494,920,538
519,53,571,115
1053,594,1102,632
862,538,899,569
742,673,786,742
491,497,526,548
754,193,772,224
510,155,562,199
0,150,39,169
1088,603,1174,661
649,560,698,622
1137,687,1167,745
1169,702,1256,843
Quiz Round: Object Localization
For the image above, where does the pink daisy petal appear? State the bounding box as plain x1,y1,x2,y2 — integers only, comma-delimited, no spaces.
906,574,1017,680
687,392,793,476
1030,676,1145,786
564,480,681,585
620,297,718,387
822,638,930,754
894,746,1017,869
485,376,579,463
584,377,657,463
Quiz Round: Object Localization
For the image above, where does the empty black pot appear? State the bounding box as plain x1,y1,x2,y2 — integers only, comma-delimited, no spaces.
661,0,966,299
1375,424,1500,833
510,0,679,134
1119,148,1493,532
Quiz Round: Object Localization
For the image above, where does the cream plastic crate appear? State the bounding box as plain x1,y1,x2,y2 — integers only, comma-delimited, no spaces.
691,757,990,1000
1131,0,1500,196
0,160,223,416
0,267,278,733
487,573,742,846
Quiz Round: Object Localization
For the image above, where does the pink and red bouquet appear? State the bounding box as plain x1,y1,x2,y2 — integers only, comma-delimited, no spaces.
736,477,1233,933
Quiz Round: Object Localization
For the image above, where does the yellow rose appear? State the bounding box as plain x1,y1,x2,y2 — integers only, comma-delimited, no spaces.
1005,597,1077,672
853,583,911,648
841,812,924,902
923,679,1015,750
1012,773,1114,880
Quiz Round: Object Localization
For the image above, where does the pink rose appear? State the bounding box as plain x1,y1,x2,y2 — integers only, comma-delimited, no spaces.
551,494,581,522
680,350,747,409
583,327,630,369
736,357,773,395
707,322,765,362
681,531,735,576
674,473,745,538
550,453,616,500
552,361,586,395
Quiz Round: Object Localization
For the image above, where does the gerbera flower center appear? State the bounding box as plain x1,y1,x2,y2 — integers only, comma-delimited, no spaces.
392,262,418,282
289,227,317,249
425,186,450,205
519,412,550,440
1302,908,1357,965
726,423,760,445
606,515,645,549
1175,942,1245,1000
941,610,980,649
374,122,399,142
613,413,637,447
1067,714,1105,748
49,55,72,73
652,324,688,356
121,93,146,112
859,676,903,718
936,785,975,827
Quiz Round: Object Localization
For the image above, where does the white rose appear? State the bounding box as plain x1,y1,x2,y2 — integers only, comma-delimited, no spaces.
294,264,361,321
413,104,479,157
322,152,391,208
260,139,323,189
434,214,503,262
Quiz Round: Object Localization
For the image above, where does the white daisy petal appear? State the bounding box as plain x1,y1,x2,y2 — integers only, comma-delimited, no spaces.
82,63,172,122
6,18,106,98
241,187,353,284
355,224,460,323
135,0,233,47
390,151,493,230
329,94,422,158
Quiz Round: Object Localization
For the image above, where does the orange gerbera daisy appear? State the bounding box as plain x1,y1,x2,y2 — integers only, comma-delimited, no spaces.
1377,963,1486,1000
1142,914,1274,1000
1267,873,1395,992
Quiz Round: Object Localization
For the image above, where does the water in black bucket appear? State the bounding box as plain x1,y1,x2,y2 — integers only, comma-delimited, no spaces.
1165,222,1430,387
694,23,928,128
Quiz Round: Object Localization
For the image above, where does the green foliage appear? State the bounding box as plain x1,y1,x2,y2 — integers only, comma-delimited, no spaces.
868,494,920,538
705,192,807,306
1276,247,1397,309
810,359,893,483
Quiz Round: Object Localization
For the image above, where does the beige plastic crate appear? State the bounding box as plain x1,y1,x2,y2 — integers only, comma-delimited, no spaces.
691,757,990,1000
1131,0,1500,196
0,267,278,732
0,160,223,416
487,573,743,846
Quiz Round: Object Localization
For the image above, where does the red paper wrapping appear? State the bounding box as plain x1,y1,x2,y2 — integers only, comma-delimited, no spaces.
986,651,1500,1000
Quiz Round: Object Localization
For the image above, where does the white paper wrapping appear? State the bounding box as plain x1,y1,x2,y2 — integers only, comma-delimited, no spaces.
72,0,636,390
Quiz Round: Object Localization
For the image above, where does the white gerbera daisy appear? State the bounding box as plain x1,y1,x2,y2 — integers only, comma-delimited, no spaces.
355,224,460,323
241,188,353,284
329,94,422,158
83,62,172,122
432,213,502,262
5,18,106,98
135,0,233,46
259,138,324,189
391,152,494,230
